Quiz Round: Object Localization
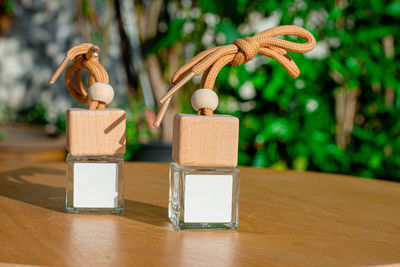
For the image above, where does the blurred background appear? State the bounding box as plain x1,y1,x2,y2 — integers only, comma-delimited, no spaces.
0,0,399,181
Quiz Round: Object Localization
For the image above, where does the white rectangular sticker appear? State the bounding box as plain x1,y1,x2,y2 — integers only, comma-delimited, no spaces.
73,163,118,208
184,174,233,223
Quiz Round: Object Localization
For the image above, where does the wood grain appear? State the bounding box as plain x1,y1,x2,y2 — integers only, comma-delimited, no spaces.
66,108,126,156
0,162,399,266
172,114,239,167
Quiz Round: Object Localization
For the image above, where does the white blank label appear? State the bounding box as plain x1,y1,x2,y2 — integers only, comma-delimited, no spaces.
184,174,233,223
73,163,118,208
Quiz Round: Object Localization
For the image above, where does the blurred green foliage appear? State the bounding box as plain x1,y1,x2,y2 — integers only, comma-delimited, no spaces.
4,0,398,181
121,98,156,161
150,0,400,181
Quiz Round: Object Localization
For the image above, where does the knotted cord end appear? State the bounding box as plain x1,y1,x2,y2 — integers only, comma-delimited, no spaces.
231,36,260,66
49,56,70,84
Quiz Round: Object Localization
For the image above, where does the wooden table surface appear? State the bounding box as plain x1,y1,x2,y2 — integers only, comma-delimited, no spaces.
0,162,399,266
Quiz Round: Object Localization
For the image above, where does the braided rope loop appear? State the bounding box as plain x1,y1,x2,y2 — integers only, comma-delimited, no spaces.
49,44,110,110
154,25,316,127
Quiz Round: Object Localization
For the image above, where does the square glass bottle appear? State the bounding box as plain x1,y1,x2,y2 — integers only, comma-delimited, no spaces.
65,108,126,213
169,113,240,230
66,154,124,213
169,162,240,230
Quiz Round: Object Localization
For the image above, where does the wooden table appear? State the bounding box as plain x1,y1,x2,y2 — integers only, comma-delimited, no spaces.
0,163,399,266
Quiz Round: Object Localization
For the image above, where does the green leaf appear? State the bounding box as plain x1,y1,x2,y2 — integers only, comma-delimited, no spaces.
148,19,186,54
386,0,400,17
357,26,400,42
293,156,308,171
216,20,240,44
368,152,383,170
199,0,221,14
4,0,13,12
252,150,267,167
262,69,284,101
260,118,294,141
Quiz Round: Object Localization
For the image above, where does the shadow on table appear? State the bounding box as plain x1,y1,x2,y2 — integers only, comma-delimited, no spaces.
0,166,65,212
123,199,169,227
0,167,169,226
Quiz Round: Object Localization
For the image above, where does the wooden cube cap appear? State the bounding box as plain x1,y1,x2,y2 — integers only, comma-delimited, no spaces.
67,108,126,156
172,113,239,167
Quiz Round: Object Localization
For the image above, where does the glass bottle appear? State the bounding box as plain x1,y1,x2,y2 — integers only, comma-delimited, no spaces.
66,154,124,213
65,108,126,214
168,113,240,229
168,163,240,230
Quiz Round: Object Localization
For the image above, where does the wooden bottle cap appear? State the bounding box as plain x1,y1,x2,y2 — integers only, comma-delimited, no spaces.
66,108,126,156
172,113,239,167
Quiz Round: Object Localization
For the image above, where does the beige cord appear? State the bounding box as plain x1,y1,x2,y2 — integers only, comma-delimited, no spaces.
154,25,316,126
49,43,110,110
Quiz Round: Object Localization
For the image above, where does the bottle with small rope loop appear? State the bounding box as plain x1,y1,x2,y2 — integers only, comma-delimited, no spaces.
50,43,126,214
160,25,316,230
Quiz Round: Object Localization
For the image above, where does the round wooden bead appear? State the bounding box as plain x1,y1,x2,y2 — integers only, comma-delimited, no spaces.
191,89,218,111
88,82,114,105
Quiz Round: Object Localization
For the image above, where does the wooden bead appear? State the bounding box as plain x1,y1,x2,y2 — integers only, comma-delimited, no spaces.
88,83,114,105
191,89,218,111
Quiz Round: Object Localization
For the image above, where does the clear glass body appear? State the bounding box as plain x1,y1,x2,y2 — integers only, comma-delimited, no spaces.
66,153,124,213
169,162,240,230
